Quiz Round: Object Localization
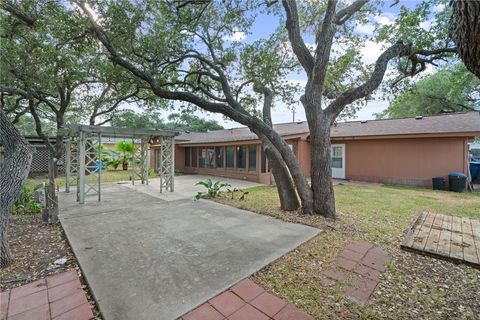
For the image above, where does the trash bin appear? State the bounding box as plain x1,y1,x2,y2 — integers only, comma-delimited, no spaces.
448,172,467,192
432,176,445,190
469,161,480,182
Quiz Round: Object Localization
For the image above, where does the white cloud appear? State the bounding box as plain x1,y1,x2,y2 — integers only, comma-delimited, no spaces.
223,30,246,42
347,99,389,121
419,19,433,30
360,40,386,64
373,12,396,26
433,3,445,13
355,23,375,35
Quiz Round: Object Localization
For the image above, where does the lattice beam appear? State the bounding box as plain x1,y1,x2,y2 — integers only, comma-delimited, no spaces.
131,138,149,185
159,136,175,193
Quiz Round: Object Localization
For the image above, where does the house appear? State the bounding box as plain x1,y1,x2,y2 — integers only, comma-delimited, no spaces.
150,112,480,187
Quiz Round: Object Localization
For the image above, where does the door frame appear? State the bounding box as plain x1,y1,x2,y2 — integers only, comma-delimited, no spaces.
331,144,346,179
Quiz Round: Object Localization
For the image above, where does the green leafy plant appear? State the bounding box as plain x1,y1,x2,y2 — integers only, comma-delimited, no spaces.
10,184,44,214
105,149,122,170
194,179,231,200
115,141,134,170
226,187,240,199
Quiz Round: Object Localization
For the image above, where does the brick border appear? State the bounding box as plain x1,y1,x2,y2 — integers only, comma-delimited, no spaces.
0,270,94,320
181,278,313,320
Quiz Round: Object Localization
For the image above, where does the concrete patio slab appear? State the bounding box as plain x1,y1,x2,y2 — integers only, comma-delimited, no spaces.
123,174,264,202
59,180,319,320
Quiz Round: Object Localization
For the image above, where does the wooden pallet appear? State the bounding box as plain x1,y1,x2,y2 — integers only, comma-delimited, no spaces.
401,212,480,268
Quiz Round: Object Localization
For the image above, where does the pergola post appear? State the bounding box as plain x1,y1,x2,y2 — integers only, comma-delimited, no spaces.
78,131,86,204
131,137,149,185
159,136,175,193
65,139,71,193
65,137,79,194
170,136,175,192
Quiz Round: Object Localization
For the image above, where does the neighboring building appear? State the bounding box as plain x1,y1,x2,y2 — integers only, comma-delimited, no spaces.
23,136,65,177
150,112,480,187
470,141,480,159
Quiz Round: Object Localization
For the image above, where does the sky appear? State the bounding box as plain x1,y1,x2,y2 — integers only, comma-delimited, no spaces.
156,0,442,129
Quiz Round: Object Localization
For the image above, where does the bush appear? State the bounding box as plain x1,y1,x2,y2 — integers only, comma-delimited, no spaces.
10,184,44,214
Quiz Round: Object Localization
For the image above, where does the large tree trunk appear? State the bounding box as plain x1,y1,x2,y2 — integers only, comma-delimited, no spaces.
0,108,33,267
260,135,300,211
309,116,336,218
451,0,480,79
258,85,300,211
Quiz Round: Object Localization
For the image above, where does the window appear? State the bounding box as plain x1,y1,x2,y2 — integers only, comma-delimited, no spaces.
191,147,198,167
207,147,215,168
184,147,191,167
248,145,256,171
261,148,267,173
331,146,343,168
226,146,235,168
215,147,224,168
199,147,206,168
236,146,246,170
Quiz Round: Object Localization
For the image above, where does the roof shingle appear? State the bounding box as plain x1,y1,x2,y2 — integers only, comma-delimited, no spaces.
175,112,480,144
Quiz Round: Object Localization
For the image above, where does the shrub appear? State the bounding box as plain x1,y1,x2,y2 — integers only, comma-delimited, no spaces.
10,184,44,214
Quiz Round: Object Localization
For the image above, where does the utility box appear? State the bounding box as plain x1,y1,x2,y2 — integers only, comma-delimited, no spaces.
432,176,445,190
448,172,467,192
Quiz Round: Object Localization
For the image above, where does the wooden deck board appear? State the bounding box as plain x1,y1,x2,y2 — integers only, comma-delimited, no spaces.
402,212,427,248
401,212,479,268
412,213,436,251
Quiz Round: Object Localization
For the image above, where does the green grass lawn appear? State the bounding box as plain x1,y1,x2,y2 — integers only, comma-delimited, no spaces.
215,183,480,319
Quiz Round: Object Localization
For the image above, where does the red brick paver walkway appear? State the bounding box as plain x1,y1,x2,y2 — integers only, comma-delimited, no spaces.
181,279,313,320
0,270,94,320
320,240,391,306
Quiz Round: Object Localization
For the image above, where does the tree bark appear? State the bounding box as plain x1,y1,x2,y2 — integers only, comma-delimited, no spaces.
308,117,336,218
451,0,480,79
258,85,300,211
0,108,33,267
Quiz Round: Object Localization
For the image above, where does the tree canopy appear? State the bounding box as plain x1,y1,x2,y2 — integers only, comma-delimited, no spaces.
72,0,459,217
110,109,223,132
376,63,480,119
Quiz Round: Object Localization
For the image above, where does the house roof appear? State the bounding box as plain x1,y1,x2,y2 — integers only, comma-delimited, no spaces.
175,112,480,144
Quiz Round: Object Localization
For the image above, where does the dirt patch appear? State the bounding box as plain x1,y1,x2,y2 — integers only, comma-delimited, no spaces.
0,213,102,319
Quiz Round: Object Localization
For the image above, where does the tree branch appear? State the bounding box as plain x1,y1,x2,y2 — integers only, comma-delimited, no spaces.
1,2,35,27
311,0,337,96
326,41,408,119
334,0,369,25
282,0,314,74
28,100,55,155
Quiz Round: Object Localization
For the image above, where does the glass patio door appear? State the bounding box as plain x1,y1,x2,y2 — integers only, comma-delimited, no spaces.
331,144,345,179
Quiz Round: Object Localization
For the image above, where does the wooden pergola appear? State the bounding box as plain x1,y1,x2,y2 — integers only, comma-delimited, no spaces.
62,125,179,204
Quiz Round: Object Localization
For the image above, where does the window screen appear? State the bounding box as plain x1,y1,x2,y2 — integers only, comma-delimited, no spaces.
199,147,206,168
331,146,343,168
207,147,215,168
215,147,224,168
248,145,256,171
191,147,198,167
184,147,191,167
261,148,267,173
236,146,246,170
226,146,235,168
